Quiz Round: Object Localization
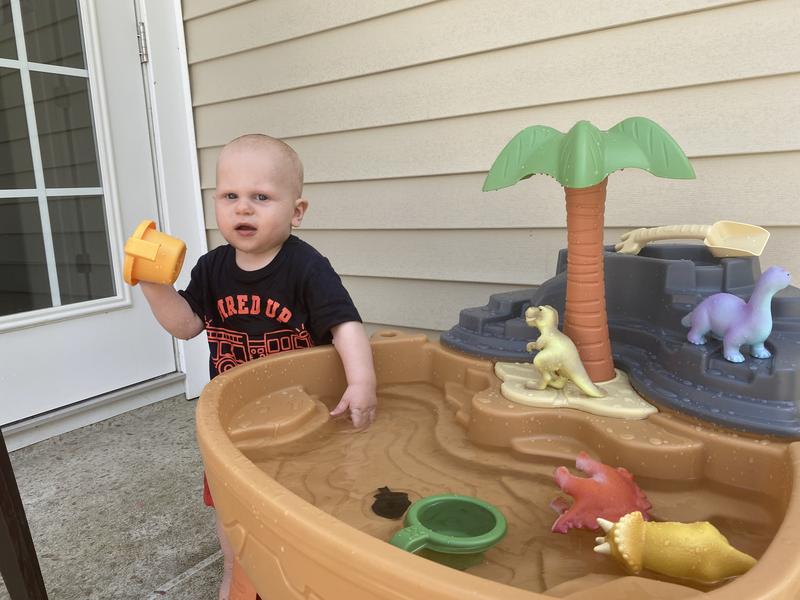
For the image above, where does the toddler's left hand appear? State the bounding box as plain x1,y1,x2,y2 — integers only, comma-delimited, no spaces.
330,382,377,428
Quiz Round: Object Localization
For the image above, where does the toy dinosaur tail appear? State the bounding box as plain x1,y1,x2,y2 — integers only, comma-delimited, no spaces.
573,372,606,398
681,312,693,328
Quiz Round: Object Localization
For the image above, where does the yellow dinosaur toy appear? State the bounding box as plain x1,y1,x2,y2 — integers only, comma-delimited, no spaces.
525,305,605,398
594,511,756,584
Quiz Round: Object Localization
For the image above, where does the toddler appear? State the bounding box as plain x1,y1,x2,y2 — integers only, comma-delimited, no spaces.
138,134,377,599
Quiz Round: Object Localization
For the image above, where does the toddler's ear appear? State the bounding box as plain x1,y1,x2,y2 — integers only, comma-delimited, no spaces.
292,197,309,227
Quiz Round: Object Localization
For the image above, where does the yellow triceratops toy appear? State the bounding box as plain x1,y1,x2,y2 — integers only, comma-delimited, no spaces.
594,511,756,584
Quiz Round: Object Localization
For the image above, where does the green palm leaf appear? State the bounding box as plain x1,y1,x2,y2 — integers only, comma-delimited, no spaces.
605,117,695,180
482,125,562,191
483,117,695,191
558,120,606,188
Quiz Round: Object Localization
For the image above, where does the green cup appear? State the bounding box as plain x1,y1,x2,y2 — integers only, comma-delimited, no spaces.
389,494,507,570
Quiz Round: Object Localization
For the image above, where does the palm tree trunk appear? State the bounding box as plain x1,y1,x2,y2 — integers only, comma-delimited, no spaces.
562,178,616,382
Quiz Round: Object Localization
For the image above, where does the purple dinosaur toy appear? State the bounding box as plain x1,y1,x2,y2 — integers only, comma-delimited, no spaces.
681,266,791,363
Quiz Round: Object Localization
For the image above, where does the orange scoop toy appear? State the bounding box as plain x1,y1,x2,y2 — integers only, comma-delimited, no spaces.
123,220,186,285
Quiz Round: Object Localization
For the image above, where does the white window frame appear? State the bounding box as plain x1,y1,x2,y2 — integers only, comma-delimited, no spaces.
0,0,135,332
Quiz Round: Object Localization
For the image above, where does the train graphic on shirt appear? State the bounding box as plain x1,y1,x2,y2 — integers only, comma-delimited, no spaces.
206,324,314,373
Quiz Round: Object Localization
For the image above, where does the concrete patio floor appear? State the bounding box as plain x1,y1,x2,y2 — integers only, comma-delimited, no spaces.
0,395,223,600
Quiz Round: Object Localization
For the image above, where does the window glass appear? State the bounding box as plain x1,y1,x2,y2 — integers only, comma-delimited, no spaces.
0,197,51,316
21,0,85,68
0,1,16,59
48,195,114,304
30,71,100,187
0,68,35,188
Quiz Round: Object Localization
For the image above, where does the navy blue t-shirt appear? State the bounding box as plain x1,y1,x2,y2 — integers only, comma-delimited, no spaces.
179,235,361,378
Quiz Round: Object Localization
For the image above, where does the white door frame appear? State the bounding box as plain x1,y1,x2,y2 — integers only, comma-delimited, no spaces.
136,0,209,400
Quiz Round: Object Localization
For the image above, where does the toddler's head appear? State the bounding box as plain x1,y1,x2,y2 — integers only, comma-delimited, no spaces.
214,134,307,267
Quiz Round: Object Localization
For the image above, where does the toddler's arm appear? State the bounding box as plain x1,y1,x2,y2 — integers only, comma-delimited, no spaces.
329,321,377,428
140,281,204,340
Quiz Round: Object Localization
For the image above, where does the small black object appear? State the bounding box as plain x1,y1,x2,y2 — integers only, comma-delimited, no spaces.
371,486,411,520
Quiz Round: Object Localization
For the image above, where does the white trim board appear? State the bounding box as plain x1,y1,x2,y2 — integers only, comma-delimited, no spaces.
2,373,185,450
137,0,209,399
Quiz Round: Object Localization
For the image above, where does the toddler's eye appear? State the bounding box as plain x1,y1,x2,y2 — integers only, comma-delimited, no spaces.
224,192,237,200
255,193,268,201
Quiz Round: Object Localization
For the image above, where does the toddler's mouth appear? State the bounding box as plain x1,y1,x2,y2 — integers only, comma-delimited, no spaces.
234,223,258,237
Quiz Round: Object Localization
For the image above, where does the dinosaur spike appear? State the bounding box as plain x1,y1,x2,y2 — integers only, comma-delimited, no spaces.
597,518,614,532
594,542,611,555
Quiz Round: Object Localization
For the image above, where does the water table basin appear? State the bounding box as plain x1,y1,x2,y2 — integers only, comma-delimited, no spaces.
197,332,800,599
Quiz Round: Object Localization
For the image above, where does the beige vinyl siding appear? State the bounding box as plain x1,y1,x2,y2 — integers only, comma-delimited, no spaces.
183,0,800,332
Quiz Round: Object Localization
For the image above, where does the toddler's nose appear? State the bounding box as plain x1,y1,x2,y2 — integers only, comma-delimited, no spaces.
234,198,254,214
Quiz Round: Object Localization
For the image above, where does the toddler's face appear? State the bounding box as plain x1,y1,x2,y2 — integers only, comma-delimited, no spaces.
214,145,306,265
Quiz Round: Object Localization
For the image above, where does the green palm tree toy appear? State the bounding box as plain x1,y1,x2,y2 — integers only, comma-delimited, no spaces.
484,117,695,383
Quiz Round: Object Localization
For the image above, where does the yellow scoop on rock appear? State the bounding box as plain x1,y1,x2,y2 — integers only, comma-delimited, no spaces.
616,220,769,258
